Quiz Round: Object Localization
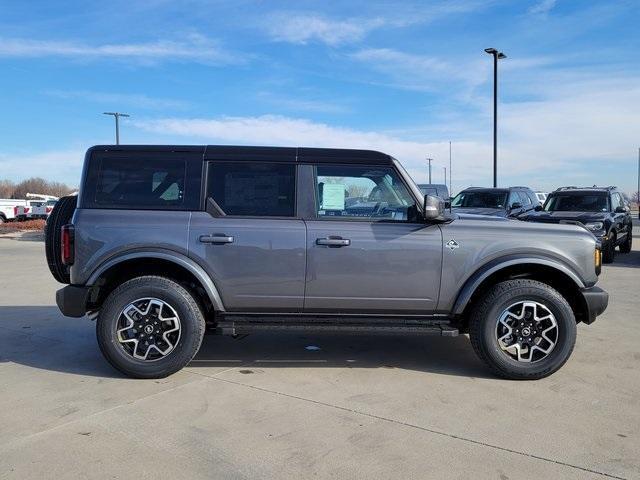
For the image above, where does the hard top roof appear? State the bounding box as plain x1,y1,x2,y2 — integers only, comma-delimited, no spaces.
88,145,394,165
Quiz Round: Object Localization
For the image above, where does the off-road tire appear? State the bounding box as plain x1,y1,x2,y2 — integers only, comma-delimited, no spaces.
602,234,616,263
97,276,206,379
45,195,77,283
469,279,577,380
619,228,632,254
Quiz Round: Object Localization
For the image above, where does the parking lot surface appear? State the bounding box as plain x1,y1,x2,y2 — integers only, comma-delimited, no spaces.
1,227,639,480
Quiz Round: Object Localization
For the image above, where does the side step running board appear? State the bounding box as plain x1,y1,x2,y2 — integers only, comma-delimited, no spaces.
213,314,459,337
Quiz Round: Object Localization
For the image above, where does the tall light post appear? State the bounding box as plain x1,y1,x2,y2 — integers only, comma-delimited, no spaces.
484,48,506,188
426,157,433,184
103,112,130,145
443,166,447,186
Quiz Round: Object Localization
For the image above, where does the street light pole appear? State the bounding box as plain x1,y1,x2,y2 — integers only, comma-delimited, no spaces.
484,48,506,188
427,157,433,184
443,166,447,186
103,112,131,145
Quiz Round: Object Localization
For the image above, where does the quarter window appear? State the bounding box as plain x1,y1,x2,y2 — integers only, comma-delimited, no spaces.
315,165,418,221
208,162,296,217
95,158,185,208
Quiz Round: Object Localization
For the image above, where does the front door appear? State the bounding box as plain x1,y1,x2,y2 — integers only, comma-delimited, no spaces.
303,163,443,314
189,160,306,312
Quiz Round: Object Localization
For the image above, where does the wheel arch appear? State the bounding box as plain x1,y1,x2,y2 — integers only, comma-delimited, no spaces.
453,257,589,327
87,251,225,313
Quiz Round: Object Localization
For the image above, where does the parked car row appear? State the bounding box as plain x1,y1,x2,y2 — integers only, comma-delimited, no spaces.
430,184,632,264
0,193,58,223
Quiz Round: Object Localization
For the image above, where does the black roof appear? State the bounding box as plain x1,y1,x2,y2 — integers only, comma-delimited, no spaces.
88,145,394,165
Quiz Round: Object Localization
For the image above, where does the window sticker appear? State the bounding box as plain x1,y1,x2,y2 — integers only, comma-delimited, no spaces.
322,183,345,210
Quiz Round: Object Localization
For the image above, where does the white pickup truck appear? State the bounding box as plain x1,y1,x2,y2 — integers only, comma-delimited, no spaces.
0,199,27,224
15,194,59,221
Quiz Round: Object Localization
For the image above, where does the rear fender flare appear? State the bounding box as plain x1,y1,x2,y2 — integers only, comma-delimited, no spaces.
87,250,225,312
452,255,585,315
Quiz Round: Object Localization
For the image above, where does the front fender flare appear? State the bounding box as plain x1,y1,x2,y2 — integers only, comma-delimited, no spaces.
452,255,586,315
87,250,225,312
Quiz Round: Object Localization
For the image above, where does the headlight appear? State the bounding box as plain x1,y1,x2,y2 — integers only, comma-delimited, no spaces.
585,222,604,231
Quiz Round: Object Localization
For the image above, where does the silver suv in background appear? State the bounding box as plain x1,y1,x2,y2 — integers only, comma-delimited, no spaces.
47,145,608,380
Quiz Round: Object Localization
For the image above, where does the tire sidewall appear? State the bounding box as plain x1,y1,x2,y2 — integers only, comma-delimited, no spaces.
97,277,204,378
477,285,576,378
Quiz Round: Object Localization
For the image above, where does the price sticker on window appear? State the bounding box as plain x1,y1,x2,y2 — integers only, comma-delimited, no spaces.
322,184,345,210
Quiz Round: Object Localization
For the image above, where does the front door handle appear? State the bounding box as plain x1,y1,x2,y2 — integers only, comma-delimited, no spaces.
199,234,234,244
316,237,351,247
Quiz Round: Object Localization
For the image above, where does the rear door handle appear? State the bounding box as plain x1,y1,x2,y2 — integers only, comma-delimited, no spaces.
316,237,350,247
199,234,234,244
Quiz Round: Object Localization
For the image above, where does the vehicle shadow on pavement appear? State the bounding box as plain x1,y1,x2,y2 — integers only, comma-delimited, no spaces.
191,331,494,379
0,306,493,379
608,250,640,269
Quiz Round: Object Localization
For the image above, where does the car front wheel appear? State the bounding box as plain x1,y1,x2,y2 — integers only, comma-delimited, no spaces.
97,276,205,379
469,279,577,380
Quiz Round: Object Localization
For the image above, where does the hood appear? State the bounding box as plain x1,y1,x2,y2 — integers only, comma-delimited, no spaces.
521,211,607,224
452,207,507,217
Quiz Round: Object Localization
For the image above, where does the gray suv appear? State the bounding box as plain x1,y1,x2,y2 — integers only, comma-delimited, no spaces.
48,145,608,380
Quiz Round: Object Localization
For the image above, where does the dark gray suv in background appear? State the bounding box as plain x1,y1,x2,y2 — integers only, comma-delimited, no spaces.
47,145,608,380
451,186,540,217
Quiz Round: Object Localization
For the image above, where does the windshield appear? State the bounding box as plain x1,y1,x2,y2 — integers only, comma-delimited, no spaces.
451,191,507,209
544,193,609,212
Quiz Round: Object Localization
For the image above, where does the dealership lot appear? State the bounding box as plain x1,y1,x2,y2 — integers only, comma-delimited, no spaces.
1,228,639,479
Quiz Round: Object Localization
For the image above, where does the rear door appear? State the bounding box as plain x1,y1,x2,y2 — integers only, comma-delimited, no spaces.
302,161,442,314
189,154,307,312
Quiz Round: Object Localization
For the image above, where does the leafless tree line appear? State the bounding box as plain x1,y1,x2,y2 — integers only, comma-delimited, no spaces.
0,178,75,199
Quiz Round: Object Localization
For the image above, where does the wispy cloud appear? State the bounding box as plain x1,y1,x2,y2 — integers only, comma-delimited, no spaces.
528,0,558,15
0,149,85,185
44,90,191,110
350,48,487,92
264,13,384,46
256,92,350,114
0,34,241,64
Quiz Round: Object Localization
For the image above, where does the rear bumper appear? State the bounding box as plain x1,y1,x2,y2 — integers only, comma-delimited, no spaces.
580,286,609,324
56,285,90,318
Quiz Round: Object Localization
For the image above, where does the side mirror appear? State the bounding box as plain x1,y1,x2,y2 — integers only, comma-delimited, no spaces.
534,205,543,212
423,195,445,221
510,202,522,210
444,200,451,209
615,206,627,213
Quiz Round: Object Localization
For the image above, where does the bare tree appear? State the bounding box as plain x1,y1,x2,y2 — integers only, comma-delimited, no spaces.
8,177,75,199
0,179,15,198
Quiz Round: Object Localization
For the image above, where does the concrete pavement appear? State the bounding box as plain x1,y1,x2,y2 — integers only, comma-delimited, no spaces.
1,230,639,479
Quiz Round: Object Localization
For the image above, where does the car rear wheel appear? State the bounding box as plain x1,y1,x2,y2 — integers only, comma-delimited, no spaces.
619,229,632,254
97,276,205,379
45,195,77,283
602,234,616,263
469,279,577,380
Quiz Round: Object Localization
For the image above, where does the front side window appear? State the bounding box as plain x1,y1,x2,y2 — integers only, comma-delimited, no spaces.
517,191,532,205
315,165,417,221
544,193,609,212
95,158,185,208
208,162,295,216
451,191,508,209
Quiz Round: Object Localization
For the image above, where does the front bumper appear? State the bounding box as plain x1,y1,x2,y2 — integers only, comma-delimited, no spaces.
580,286,609,324
56,285,91,318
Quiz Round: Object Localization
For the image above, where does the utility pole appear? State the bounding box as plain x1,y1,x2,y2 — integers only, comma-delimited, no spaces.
449,141,452,196
637,147,639,219
103,112,130,145
484,48,506,188
427,157,433,184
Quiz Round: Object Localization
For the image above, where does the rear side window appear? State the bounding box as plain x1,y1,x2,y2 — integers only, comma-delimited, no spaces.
207,162,296,217
95,158,186,208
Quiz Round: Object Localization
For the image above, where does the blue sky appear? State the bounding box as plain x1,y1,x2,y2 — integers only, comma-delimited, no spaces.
0,0,639,194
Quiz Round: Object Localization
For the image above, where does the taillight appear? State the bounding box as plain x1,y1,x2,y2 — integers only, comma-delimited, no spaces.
594,247,602,276
61,224,75,265
46,207,53,214
14,206,18,216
